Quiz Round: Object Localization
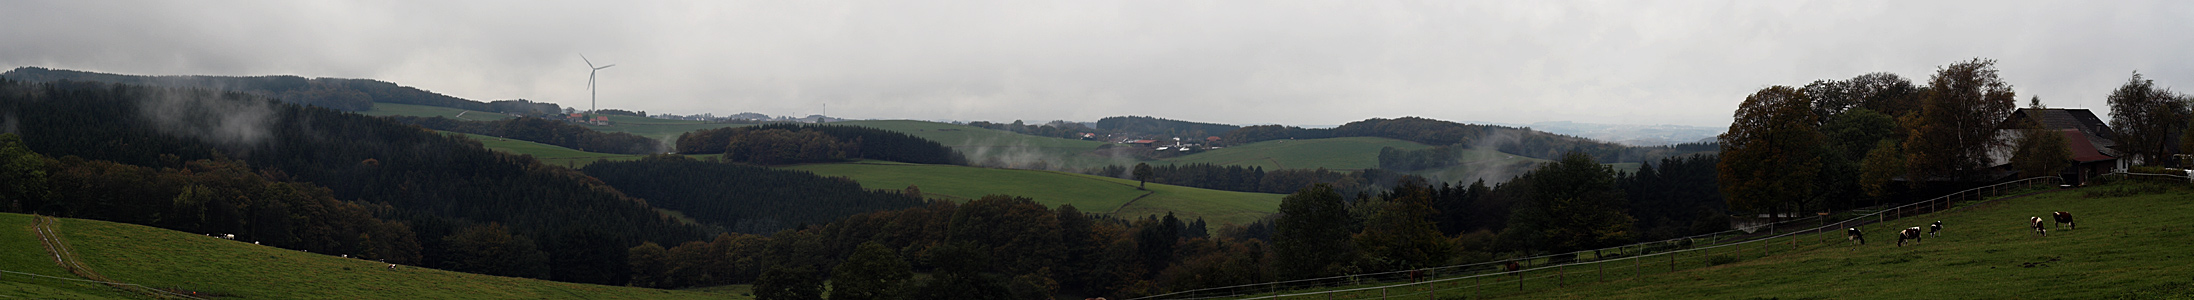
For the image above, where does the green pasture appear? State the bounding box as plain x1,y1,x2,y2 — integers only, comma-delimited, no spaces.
446,132,644,168
1225,180,2194,300
785,161,1282,227
0,213,741,300
1504,181,2194,299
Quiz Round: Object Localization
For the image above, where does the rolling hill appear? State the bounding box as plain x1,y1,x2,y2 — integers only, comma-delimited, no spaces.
1,213,741,299
580,115,751,141
1160,136,1430,171
785,161,1283,227
447,132,644,168
828,120,1121,169
359,103,516,121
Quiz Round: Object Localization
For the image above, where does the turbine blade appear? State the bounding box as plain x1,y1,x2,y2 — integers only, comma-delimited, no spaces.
596,64,616,70
581,54,595,68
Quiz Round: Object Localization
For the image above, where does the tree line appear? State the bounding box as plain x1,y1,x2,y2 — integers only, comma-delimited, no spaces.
1097,116,1241,138
4,135,424,263
652,150,1724,299
1719,58,2193,220
0,67,563,114
967,120,1096,140
0,79,705,285
676,123,966,165
1225,117,1717,163
382,116,661,154
580,155,928,234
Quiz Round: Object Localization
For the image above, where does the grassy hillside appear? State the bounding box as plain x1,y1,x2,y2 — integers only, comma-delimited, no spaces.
448,132,644,168
359,103,515,121
786,161,1282,227
2,213,742,299
1495,181,2194,299
1,215,139,299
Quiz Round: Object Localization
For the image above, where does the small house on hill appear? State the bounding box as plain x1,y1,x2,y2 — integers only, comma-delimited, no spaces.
1991,108,2122,185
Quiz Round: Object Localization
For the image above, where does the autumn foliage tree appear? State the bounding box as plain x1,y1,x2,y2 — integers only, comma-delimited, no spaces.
1718,85,1823,220
1903,58,2019,182
2106,72,2191,166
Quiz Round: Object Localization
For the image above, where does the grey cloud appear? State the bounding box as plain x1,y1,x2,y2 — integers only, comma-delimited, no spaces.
4,0,2191,128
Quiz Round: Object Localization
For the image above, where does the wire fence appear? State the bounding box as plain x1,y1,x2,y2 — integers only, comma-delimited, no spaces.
1133,175,2078,300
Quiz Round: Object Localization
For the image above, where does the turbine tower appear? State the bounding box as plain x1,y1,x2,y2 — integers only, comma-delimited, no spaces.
581,54,615,116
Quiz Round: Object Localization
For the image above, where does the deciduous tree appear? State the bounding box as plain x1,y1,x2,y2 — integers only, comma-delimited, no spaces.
1719,86,1823,221
1273,184,1355,280
830,241,912,300
2107,71,2190,166
1903,58,2019,182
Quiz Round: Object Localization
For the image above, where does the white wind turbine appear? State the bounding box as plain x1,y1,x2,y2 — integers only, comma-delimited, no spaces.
582,54,616,117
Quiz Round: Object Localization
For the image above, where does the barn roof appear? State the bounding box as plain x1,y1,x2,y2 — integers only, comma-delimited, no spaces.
2001,108,2119,157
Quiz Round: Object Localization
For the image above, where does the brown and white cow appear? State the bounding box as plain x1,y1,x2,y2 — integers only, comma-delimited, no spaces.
1897,227,1922,247
2030,216,2047,237
1846,227,1865,245
2052,211,2075,230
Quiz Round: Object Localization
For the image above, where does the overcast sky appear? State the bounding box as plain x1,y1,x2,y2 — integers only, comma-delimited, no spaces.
4,1,2190,127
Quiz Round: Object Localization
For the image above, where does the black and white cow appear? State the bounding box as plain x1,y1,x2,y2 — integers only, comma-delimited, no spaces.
2030,216,2047,237
1846,227,1865,245
1897,227,1922,247
1928,221,1943,237
2052,211,2075,230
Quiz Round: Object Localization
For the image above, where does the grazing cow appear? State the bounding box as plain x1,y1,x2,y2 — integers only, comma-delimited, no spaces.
1846,227,1865,245
2052,211,2075,229
388,264,398,270
1929,221,1943,237
2030,217,2047,237
1897,227,1922,247
1504,261,1522,272
220,234,236,240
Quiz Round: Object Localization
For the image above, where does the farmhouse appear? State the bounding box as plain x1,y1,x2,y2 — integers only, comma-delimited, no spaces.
1989,108,2121,185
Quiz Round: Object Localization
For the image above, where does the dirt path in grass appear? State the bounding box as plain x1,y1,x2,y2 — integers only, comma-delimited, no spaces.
31,215,200,299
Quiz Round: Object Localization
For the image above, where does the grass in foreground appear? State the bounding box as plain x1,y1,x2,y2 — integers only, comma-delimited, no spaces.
3,213,741,300
1464,181,2194,300
0,214,139,299
786,161,1282,227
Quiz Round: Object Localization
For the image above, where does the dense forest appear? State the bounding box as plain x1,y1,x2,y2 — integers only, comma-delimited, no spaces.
581,155,928,234
676,123,966,165
1097,116,1242,138
383,115,661,154
0,79,702,285
4,136,424,264
0,67,562,114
